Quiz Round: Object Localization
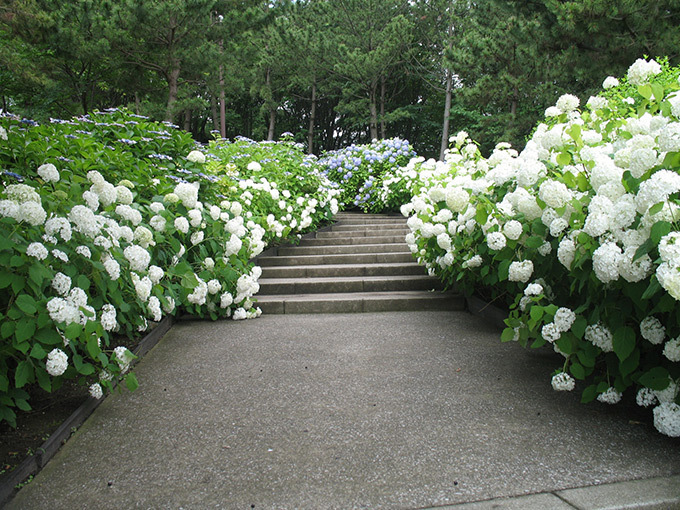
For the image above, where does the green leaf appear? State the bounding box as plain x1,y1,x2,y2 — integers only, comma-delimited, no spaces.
581,385,598,403
29,343,47,360
0,374,8,392
15,319,36,343
612,327,636,362
36,367,51,392
497,259,510,281
530,306,544,322
15,361,34,388
15,399,31,412
64,322,83,340
570,361,586,380
619,349,640,379
77,363,95,376
641,276,662,300
10,255,24,268
572,317,587,339
87,335,101,359
125,372,139,392
525,236,544,249
576,349,596,368
650,221,672,245
556,151,571,166
651,82,664,102
1,321,15,339
638,366,670,390
501,327,515,342
0,272,12,289
15,294,38,315
637,84,652,100
475,203,488,225
648,202,665,216
555,335,574,355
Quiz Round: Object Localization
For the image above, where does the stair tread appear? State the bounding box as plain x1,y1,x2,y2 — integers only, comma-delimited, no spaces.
259,274,439,284
256,290,458,301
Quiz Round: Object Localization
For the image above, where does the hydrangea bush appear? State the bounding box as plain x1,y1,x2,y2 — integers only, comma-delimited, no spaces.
319,138,416,212
399,58,680,436
0,111,339,426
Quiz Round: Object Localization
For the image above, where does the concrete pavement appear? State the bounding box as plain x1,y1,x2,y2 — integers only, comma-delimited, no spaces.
6,311,680,509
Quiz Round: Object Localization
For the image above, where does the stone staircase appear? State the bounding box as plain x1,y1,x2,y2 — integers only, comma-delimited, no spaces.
254,212,465,314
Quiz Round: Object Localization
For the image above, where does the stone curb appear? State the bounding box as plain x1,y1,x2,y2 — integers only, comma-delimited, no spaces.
422,474,680,509
0,315,174,507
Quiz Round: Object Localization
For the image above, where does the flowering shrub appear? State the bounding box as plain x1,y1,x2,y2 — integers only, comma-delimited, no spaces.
399,58,680,436
319,138,416,212
0,111,339,426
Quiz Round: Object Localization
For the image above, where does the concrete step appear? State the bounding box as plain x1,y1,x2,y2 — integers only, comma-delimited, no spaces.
258,275,444,295
299,235,406,246
277,243,409,257
260,262,426,279
331,224,409,232
331,218,406,226
256,290,465,314
257,252,415,266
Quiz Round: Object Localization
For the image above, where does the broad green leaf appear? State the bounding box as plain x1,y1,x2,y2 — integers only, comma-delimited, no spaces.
525,236,544,249
10,255,24,268
498,259,510,281
15,294,37,315
619,349,640,379
501,327,515,342
87,336,101,359
530,305,544,322
650,221,672,245
77,363,95,376
570,361,586,380
572,317,587,339
64,322,83,340
36,368,51,392
556,151,571,166
641,276,662,300
29,343,47,360
15,319,36,343
576,349,596,368
1,321,15,339
126,372,139,392
638,366,670,390
581,384,598,403
0,374,8,392
15,361,34,388
612,327,636,362
651,82,664,102
637,84,652,100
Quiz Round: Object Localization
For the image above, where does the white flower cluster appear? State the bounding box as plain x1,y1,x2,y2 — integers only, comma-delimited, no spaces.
551,372,575,391
186,150,206,164
597,387,623,404
46,348,68,377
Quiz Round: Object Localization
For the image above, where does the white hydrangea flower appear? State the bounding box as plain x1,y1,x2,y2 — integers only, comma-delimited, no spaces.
436,232,451,250
602,76,619,89
150,215,166,232
233,307,247,320
549,218,569,237
503,220,523,241
51,249,68,262
100,303,117,331
247,161,262,172
37,163,60,182
162,296,176,314
656,262,680,300
585,323,614,352
554,308,576,332
150,202,165,213
103,258,120,281
123,245,151,272
636,387,657,408
115,185,134,205
524,283,543,296
26,242,49,260
19,201,47,226
464,255,483,269
147,296,162,322
508,260,534,283
653,402,680,437
85,382,103,400
46,348,69,376
663,337,680,362
551,372,575,391
597,387,622,404
592,242,621,283
538,241,552,256
545,106,561,117
174,182,199,208
655,379,678,403
541,323,561,343
187,150,206,164
45,218,75,244
148,265,164,285
557,238,576,269
658,232,680,265
190,231,204,245
51,272,72,296
207,279,222,295
114,346,134,373
134,276,152,302
224,234,242,257
627,58,662,86
174,217,190,234
5,183,40,203
486,231,506,251
220,292,234,309
556,94,580,113
640,316,665,345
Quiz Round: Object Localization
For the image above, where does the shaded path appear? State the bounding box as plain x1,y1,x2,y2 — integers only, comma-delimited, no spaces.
8,312,680,509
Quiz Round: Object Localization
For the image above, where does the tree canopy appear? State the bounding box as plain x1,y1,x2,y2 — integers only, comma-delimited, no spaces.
1,0,678,156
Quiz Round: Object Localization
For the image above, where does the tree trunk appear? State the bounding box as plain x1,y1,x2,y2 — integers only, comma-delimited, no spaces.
369,82,378,140
307,79,317,154
210,95,219,133
267,108,276,140
219,40,226,138
183,109,191,132
379,75,386,139
165,63,181,122
440,68,453,161
135,92,141,115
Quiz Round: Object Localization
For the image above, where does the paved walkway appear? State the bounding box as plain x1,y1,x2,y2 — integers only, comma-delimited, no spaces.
7,311,680,509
